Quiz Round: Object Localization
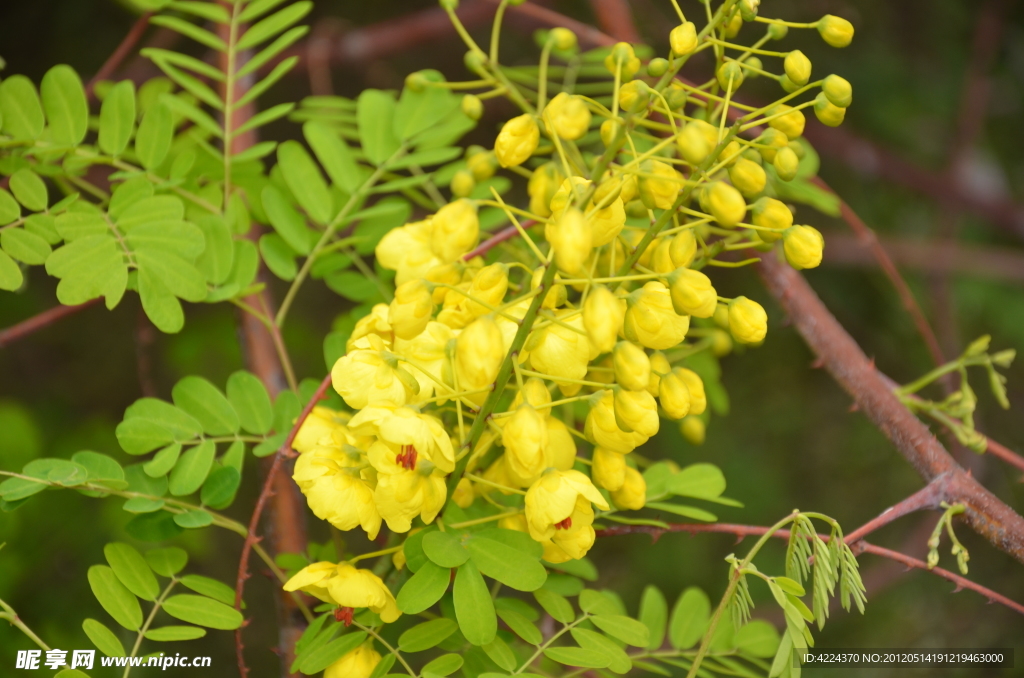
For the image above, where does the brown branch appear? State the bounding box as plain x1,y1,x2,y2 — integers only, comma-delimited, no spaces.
463,221,536,260
595,522,1024,616
842,475,950,545
587,0,641,43
0,299,101,349
756,251,1024,564
985,438,1024,478
85,11,154,101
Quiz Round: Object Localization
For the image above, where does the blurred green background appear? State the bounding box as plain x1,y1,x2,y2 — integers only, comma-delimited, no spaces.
1,0,1023,676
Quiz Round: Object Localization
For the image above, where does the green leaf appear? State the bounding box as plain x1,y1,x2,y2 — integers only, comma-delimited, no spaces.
0,250,22,291
235,101,295,135
135,102,173,169
122,497,165,513
394,83,460,141
71,450,126,486
152,59,224,111
163,594,244,630
41,65,88,146
168,439,215,496
304,121,362,193
578,589,619,616
25,213,61,245
299,631,368,674
357,89,400,166
277,140,333,225
237,26,309,78
544,646,610,669
172,376,239,435
237,56,298,108
402,527,430,573
114,192,184,229
669,587,710,649
137,250,208,302
174,508,213,528
774,577,806,597
194,214,234,284
141,47,225,81
139,267,185,333
396,561,449,614
180,574,236,605
201,466,241,509
571,627,632,674
149,15,226,51
422,530,470,568
124,219,204,258
639,585,668,650
735,619,781,658
226,370,273,434
591,614,650,647
238,0,289,22
668,463,726,499
533,588,574,624
144,625,207,641
422,653,464,677
124,463,169,496
46,234,127,308
105,542,160,601
262,185,315,254
167,0,230,22
646,501,717,522
260,232,298,280
0,75,45,140
482,636,517,671
237,1,312,50
160,92,223,138
221,439,246,474
474,527,543,559
127,511,185,542
9,168,48,212
88,564,143,631
2,228,51,265
55,210,107,241
98,81,136,156
496,607,541,645
0,476,45,501
466,535,547,592
21,457,89,487
0,189,20,225
117,398,202,454
82,618,126,656
145,547,188,577
455,560,497,646
398,618,458,652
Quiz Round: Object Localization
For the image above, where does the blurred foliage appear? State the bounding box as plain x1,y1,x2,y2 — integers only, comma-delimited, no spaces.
1,0,1023,676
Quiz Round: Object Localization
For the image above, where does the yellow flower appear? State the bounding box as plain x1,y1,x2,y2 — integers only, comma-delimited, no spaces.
768,105,806,139
424,263,462,303
658,369,691,420
393,321,452,400
728,296,768,344
611,466,646,510
592,447,626,491
618,80,650,114
293,406,349,453
681,415,706,445
728,157,767,197
452,477,475,509
638,160,681,210
548,207,593,275
603,42,641,79
332,338,419,409
813,92,846,127
503,404,550,484
668,268,717,318
528,163,564,218
707,181,747,227
431,199,479,263
818,15,854,48
389,279,434,340
587,198,626,246
670,22,698,56
465,262,509,317
455,316,504,404
347,303,393,352
525,468,609,542
544,92,591,140
585,390,649,453
784,50,812,86
376,218,442,285
783,225,824,270
283,562,400,623
623,281,690,350
282,561,336,604
669,230,697,268
647,350,671,395
481,454,520,494
613,387,660,437
294,430,381,539
650,237,677,274
773,146,800,181
546,417,578,471
499,512,573,564
373,461,448,532
526,311,590,394
450,170,475,198
325,645,381,678
467,147,498,181
613,341,651,392
675,368,706,415
349,406,455,473
495,114,540,167
549,176,592,218
757,128,789,163
510,376,551,410
583,286,624,355
751,197,793,242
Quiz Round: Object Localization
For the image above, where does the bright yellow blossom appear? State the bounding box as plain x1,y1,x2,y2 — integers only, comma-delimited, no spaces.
495,114,540,167
325,645,381,678
623,281,690,350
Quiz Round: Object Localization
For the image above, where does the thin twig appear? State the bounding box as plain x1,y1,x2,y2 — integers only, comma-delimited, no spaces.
843,475,950,545
0,299,101,349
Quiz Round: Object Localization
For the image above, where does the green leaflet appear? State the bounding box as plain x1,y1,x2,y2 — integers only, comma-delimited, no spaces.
466,534,547,592
591,614,651,647
422,653,464,676
0,250,22,291
236,2,313,51
277,140,333,225
116,398,202,454
304,121,362,193
482,636,517,671
195,214,235,284
396,561,449,614
104,542,160,602
496,606,542,645
262,184,316,254
669,586,711,649
1,228,52,265
735,619,782,658
143,443,181,478
171,376,240,435
0,188,20,225
40,64,88,146
260,233,299,281
173,509,213,528
144,626,207,641
226,371,274,434
88,564,143,631
357,89,400,166
639,585,668,650
179,574,236,606
571,627,632,674
544,646,610,669
71,451,126,488
0,75,45,140
44,233,128,308
422,529,470,568
135,102,174,169
162,594,244,630
9,168,48,212
454,561,497,646
393,79,460,141
145,547,188,577
168,439,215,496
668,463,727,499
201,466,241,509
82,619,126,657
398,618,458,653
533,588,574,624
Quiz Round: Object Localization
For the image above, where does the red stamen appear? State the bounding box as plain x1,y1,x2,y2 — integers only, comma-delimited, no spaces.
396,444,418,470
334,606,354,626
555,517,573,530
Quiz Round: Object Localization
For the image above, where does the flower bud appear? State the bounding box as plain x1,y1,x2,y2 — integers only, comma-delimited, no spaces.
588,198,626,246
623,281,690,350
711,329,732,357
767,22,788,40
614,387,660,437
610,466,646,510
504,404,550,482
604,42,641,79
773,146,799,181
450,169,475,198
549,176,592,217
461,94,483,120
728,296,767,344
647,351,670,395
724,11,743,38
647,57,669,77
813,92,846,127
779,74,800,93
665,81,688,110
675,367,706,415
670,22,698,56
707,181,747,227
784,50,812,86
544,92,591,140
756,127,789,163
550,27,578,51
592,447,627,491
680,415,706,445
638,160,682,210
455,316,504,396
648,238,673,275
658,368,691,419
389,279,434,340
676,122,712,165
716,60,745,90
325,644,382,678
613,341,651,391
751,196,792,243
466,262,509,315
728,157,767,197
528,162,564,218
531,266,567,308
495,114,540,167
782,225,824,270
822,74,852,108
463,49,486,74
668,268,717,318
669,230,697,268
432,199,479,262
512,377,552,410
739,0,760,21
713,304,730,329
600,119,622,148
618,80,651,114
818,14,854,48
453,477,475,508
584,285,625,354
768,104,805,139
425,263,462,303
549,207,592,274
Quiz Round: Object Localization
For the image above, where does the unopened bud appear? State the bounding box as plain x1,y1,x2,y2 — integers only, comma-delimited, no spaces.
814,92,846,126
461,94,483,120
823,74,853,108
782,225,824,270
647,57,669,78
550,27,577,51
728,157,767,197
773,146,799,181
784,50,812,86
450,170,475,197
818,14,854,48
681,415,706,445
707,181,747,227
670,22,698,56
